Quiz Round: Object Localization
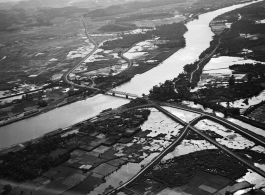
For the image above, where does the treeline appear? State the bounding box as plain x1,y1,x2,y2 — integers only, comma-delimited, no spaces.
80,109,151,135
115,12,174,22
244,100,265,116
152,23,187,40
148,70,265,116
217,1,265,23
217,16,265,61
147,149,249,187
0,134,77,181
101,22,187,50
122,98,149,109
0,7,87,31
230,63,265,75
98,22,137,32
84,0,185,18
101,34,150,50
95,75,132,89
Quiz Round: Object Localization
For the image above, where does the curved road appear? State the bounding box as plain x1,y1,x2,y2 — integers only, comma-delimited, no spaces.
62,17,134,91
62,17,99,89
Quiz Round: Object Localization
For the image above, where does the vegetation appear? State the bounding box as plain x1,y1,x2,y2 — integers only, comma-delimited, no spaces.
182,36,221,88
149,73,265,116
67,88,95,97
95,75,132,89
98,22,137,32
1,184,12,195
147,2,265,114
186,130,223,140
0,7,87,31
81,109,151,135
146,149,249,187
101,22,187,50
101,33,150,50
37,99,48,107
0,108,151,182
229,63,265,76
83,0,185,18
122,98,149,109
215,3,265,62
244,100,265,116
0,135,72,181
115,12,174,22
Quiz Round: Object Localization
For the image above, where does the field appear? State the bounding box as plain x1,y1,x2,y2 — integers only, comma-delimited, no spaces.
2,0,265,194
0,0,248,93
0,16,86,90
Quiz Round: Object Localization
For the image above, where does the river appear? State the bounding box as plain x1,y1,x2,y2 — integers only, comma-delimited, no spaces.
0,0,260,149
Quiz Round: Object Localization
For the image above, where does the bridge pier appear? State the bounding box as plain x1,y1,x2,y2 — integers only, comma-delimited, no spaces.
112,92,115,96
126,95,128,99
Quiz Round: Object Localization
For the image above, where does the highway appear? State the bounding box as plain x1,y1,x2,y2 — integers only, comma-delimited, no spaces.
107,104,191,194
62,17,99,90
189,125,265,178
61,17,134,93
159,102,265,148
106,103,265,194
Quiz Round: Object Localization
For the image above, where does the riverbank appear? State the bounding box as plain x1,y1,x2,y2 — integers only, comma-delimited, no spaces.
1,2,265,195
0,21,188,128
1,100,265,195
0,0,260,153
149,0,265,120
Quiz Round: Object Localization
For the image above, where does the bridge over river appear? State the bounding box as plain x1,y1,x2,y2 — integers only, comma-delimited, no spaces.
104,89,139,99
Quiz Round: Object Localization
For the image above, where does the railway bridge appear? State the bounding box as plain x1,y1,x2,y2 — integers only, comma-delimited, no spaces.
104,89,139,99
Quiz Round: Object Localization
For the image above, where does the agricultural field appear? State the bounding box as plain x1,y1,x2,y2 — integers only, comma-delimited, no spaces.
0,12,88,91
2,0,265,194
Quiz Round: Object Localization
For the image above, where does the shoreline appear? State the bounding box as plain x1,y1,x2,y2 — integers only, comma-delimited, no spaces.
0,0,259,150
0,19,191,128
1,2,265,195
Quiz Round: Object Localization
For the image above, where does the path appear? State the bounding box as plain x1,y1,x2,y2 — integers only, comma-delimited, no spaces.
189,36,222,83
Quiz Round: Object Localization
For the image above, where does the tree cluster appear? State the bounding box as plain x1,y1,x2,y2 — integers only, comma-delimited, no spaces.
148,149,249,187
115,12,173,22
98,22,137,32
101,22,187,50
84,0,185,18
0,134,77,181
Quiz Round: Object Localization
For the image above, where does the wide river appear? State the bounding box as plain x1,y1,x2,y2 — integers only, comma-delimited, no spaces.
0,1,260,149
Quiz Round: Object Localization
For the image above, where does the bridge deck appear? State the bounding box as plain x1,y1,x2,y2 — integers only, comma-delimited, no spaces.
107,90,139,97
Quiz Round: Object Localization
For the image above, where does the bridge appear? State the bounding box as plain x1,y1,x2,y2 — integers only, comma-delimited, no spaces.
104,89,139,99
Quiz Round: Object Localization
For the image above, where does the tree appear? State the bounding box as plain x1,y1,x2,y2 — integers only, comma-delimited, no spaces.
247,73,253,82
249,188,256,195
243,98,249,105
224,109,228,118
229,75,235,86
2,184,12,195
37,99,47,107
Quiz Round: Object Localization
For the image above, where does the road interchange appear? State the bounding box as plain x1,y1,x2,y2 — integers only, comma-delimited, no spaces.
104,102,265,194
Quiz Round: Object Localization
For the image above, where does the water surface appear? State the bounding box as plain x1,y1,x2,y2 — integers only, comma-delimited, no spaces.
0,1,260,149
